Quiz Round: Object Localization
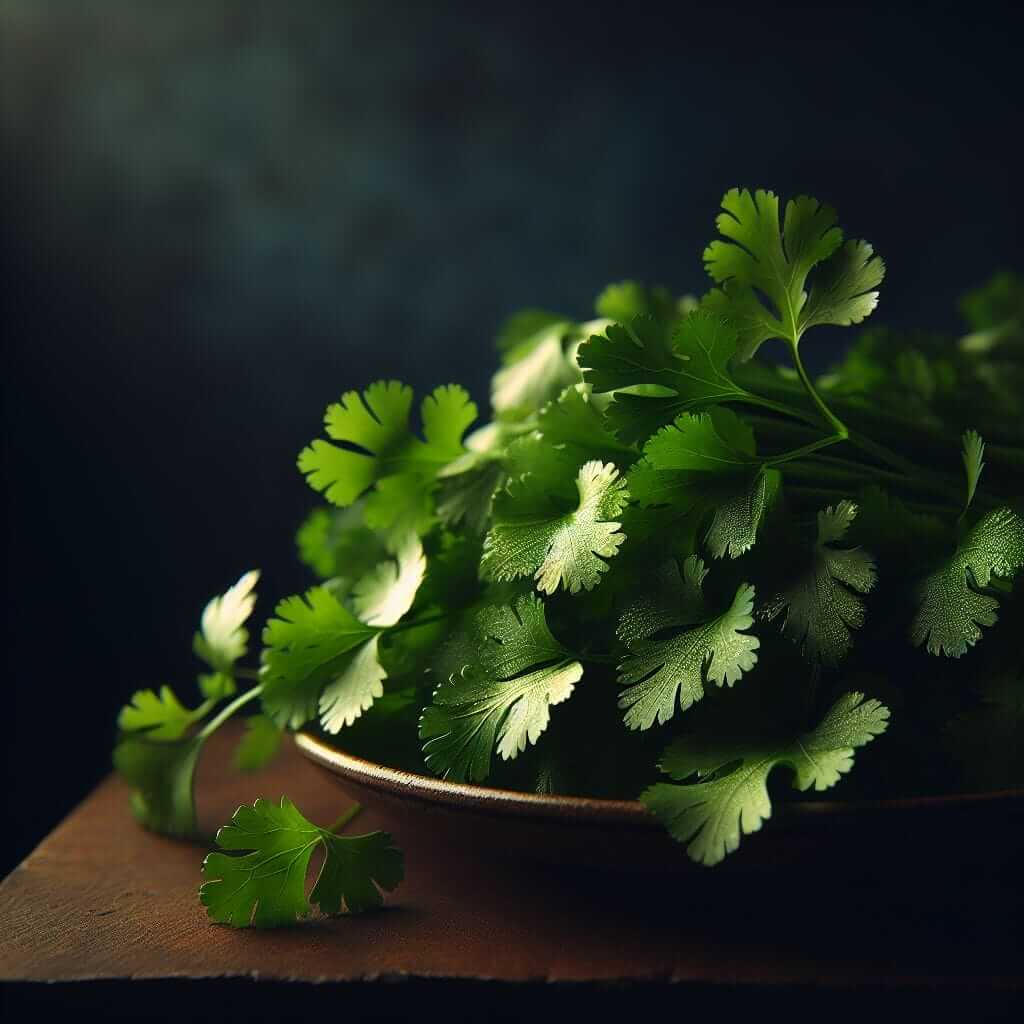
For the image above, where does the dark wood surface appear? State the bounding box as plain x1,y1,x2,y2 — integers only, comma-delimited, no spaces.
1,723,1020,1014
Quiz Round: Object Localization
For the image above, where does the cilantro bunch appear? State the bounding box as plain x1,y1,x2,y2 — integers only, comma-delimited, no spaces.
114,189,1024,927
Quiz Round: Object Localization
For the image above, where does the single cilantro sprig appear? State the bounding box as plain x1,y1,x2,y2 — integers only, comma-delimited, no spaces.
200,798,403,928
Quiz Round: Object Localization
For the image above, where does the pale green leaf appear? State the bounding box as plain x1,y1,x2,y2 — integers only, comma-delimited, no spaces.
482,460,629,594
420,595,583,781
232,714,283,773
618,582,759,730
643,692,889,865
350,535,427,628
961,429,986,511
911,506,1024,657
192,570,259,673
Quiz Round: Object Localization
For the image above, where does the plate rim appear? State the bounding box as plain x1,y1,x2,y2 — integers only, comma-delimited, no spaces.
295,730,1024,829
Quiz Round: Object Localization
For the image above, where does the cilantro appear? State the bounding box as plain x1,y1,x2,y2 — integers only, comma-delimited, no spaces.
618,580,759,730
911,506,1024,657
761,501,878,665
114,190,1024,918
642,692,889,865
482,460,629,594
420,595,583,781
200,798,403,928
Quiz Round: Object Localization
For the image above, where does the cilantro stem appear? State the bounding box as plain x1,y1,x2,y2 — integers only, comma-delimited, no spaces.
198,685,263,740
325,803,362,835
389,612,449,635
235,666,261,682
789,342,848,440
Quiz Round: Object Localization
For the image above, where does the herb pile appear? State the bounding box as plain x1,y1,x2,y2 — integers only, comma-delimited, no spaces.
114,189,1024,927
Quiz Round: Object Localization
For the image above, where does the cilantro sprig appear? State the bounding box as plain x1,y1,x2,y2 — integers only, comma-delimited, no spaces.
114,193,1024,924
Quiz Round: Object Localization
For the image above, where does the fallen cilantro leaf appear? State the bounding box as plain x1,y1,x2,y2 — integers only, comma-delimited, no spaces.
420,595,583,781
762,501,877,665
911,506,1024,657
618,581,759,730
482,460,629,594
642,692,889,865
200,797,403,928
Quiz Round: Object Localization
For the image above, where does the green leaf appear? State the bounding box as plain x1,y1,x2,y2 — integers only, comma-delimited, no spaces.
491,321,580,419
616,555,710,646
198,672,237,701
495,308,567,354
296,505,387,581
232,715,284,773
701,188,883,359
961,429,985,512
200,797,403,928
113,735,203,838
436,460,505,535
911,506,1024,657
534,384,637,463
482,460,629,594
761,501,877,665
350,535,427,628
420,595,583,781
260,587,380,730
642,692,889,865
580,312,751,443
192,570,260,673
297,382,477,519
117,685,206,742
618,581,759,730
628,409,779,559
594,280,680,323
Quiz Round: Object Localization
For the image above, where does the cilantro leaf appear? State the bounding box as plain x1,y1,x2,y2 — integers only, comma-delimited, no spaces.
762,501,877,665
420,595,583,781
534,384,637,463
297,381,476,519
594,280,681,323
296,505,386,581
702,189,883,358
491,320,580,419
482,460,629,594
616,555,710,647
113,735,203,837
961,429,986,512
260,587,380,730
118,685,207,741
200,797,403,928
911,506,1024,657
192,570,260,673
628,409,780,558
641,692,889,865
618,581,759,730
350,535,427,628
580,312,752,443
436,460,505,535
232,714,284,773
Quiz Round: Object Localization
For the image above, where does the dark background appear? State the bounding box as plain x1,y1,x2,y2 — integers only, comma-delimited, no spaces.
2,0,1022,874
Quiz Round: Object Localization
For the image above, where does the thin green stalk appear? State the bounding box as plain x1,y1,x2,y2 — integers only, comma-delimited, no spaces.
198,685,264,740
326,803,363,835
789,342,848,440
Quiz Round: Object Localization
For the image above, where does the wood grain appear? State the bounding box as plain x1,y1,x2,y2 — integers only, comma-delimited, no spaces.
1,723,1019,990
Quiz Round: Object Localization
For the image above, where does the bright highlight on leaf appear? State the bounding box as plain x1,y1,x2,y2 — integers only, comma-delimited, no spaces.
762,501,878,665
482,460,629,594
193,570,260,673
200,797,403,928
911,506,1024,657
642,692,889,865
618,579,759,730
420,595,583,781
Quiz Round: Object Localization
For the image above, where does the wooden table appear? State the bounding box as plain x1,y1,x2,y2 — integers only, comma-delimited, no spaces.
2,725,1020,1021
